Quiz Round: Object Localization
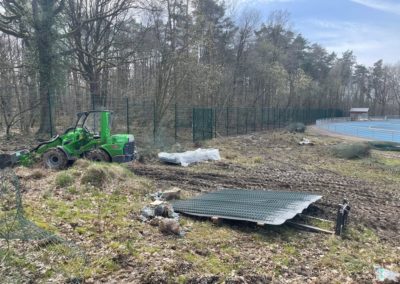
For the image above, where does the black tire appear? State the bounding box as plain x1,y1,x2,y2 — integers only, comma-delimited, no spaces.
85,149,111,162
43,149,68,170
0,154,13,169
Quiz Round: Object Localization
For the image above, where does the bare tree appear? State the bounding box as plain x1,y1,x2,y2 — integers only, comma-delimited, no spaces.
65,0,134,108
0,0,65,136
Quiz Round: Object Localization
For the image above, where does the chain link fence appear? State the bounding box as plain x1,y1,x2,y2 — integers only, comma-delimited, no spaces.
2,93,343,146
50,96,343,146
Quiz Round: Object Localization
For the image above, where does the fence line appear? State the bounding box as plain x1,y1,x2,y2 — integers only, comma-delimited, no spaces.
4,96,342,145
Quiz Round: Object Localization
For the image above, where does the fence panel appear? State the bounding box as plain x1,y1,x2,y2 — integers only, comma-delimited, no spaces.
45,97,344,145
192,108,215,142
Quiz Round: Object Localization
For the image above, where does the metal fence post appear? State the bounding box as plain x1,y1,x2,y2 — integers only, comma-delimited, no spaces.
278,108,281,128
153,101,156,143
272,108,275,129
226,107,229,136
214,108,217,138
261,107,264,130
245,108,248,134
91,94,95,110
253,107,257,132
126,97,130,134
174,103,177,143
48,91,53,137
236,108,239,135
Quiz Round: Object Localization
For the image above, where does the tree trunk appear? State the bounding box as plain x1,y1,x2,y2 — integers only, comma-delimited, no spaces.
90,73,101,110
36,31,55,136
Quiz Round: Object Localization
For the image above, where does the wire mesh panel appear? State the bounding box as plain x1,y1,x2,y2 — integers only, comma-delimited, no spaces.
0,169,86,282
192,108,215,142
172,189,322,225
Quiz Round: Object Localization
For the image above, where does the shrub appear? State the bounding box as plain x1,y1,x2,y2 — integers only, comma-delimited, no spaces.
55,172,74,188
253,156,263,164
80,164,107,187
30,170,45,180
287,122,306,133
332,143,370,159
368,141,400,151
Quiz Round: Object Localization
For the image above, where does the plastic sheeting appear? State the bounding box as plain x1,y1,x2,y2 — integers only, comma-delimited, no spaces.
158,148,221,167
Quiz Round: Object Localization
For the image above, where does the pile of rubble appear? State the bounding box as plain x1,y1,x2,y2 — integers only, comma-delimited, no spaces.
139,187,184,236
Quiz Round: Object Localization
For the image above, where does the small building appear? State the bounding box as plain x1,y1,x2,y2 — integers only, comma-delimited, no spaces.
350,108,369,121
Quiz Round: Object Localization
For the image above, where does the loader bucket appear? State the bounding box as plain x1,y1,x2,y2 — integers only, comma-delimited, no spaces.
0,154,14,169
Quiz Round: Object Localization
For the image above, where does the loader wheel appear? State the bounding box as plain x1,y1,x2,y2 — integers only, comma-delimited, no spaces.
0,154,13,169
43,149,68,170
86,149,111,163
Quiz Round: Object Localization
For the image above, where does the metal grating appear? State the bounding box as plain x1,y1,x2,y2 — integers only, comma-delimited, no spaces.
172,189,322,225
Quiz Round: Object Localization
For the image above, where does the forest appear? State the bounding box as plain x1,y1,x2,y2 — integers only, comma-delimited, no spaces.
0,0,400,137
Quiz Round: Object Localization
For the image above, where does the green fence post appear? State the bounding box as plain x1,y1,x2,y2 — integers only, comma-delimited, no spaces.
278,108,281,128
253,107,256,132
153,101,156,144
91,94,95,110
192,108,195,142
271,108,274,129
126,97,130,134
202,108,205,140
226,107,229,136
245,108,248,134
214,108,217,138
174,103,177,143
261,107,264,130
48,91,53,138
236,108,239,135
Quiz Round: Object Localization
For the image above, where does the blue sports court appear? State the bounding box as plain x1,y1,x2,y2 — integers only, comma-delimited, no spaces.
317,119,400,142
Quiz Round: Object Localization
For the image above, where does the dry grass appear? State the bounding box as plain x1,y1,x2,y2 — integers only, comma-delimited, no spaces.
2,130,400,283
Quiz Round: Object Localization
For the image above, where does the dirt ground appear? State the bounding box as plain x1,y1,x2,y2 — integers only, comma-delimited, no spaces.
133,130,400,243
1,129,400,283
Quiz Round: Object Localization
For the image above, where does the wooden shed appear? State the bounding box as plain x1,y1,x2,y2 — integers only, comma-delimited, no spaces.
350,108,369,121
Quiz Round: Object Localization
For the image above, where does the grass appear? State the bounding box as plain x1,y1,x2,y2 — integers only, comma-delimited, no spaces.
55,172,74,188
4,161,155,281
323,153,400,185
332,142,370,159
3,131,400,282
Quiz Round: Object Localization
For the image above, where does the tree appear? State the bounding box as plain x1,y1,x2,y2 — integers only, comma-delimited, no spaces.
371,60,390,115
388,64,400,114
0,0,65,136
231,9,259,106
353,64,370,106
65,0,132,108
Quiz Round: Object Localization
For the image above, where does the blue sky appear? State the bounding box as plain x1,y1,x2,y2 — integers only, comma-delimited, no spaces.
234,0,400,66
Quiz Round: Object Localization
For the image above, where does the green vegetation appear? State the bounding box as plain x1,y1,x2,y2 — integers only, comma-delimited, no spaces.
55,172,74,188
2,131,400,282
287,122,306,133
332,142,370,159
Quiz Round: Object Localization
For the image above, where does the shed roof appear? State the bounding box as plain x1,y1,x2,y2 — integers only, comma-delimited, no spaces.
350,108,369,113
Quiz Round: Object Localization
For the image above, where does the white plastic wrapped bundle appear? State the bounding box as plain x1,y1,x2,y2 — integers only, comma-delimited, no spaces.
158,148,221,167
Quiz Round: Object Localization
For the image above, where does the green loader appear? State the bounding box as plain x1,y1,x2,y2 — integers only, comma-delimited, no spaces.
0,110,135,170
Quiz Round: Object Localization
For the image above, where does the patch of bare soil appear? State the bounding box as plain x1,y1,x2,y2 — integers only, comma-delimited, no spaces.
131,132,400,243
2,130,399,283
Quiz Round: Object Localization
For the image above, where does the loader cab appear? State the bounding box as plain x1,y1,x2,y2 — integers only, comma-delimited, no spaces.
74,111,112,144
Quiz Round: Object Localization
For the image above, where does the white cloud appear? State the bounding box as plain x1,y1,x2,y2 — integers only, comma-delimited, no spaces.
236,0,293,3
350,0,400,15
231,0,294,8
300,19,400,65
